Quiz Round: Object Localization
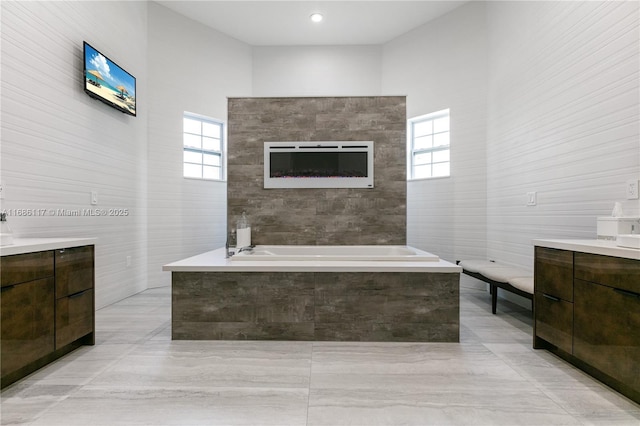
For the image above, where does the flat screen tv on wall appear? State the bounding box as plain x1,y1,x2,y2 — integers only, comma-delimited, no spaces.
83,41,136,116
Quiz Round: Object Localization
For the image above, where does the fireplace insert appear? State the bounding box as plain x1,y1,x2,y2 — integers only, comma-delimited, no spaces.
264,141,374,189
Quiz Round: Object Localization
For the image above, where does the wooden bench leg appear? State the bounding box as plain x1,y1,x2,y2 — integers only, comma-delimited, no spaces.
491,284,498,314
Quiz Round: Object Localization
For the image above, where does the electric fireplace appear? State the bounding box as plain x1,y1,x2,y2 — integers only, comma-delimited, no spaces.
264,141,374,189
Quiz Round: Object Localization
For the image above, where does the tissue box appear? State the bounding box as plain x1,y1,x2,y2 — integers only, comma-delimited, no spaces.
597,217,640,240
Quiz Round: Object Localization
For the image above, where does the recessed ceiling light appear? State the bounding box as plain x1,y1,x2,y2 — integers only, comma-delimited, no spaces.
310,13,323,23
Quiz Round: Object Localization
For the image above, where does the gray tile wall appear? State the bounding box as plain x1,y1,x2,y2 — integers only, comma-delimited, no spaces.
172,271,459,342
227,96,407,245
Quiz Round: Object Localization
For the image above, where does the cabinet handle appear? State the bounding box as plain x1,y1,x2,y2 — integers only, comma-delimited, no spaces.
68,289,88,299
614,288,640,299
543,293,561,302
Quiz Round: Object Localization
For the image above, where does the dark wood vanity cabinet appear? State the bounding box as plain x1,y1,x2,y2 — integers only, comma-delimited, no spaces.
534,247,640,404
1,245,94,388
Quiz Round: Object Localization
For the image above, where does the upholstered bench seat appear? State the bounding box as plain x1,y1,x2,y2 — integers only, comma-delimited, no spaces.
457,260,498,273
476,266,531,283
508,276,534,294
457,260,533,314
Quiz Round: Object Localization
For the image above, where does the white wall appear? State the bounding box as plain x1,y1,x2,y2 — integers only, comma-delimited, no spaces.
381,2,489,266
485,1,640,269
1,1,149,309
252,45,381,96
146,3,252,288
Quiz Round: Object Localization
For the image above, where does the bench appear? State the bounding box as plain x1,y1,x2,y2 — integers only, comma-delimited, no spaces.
456,260,533,314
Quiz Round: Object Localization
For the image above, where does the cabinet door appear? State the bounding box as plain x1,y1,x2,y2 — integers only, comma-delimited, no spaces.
1,251,54,287
56,289,94,348
575,253,640,294
534,291,573,353
55,246,94,298
535,247,573,301
574,279,640,394
1,277,55,378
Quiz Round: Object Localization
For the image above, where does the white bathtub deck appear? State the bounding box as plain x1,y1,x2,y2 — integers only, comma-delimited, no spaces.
163,247,461,273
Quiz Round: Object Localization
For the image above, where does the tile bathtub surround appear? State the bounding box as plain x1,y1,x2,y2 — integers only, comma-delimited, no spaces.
171,271,459,342
227,96,407,245
3,285,640,425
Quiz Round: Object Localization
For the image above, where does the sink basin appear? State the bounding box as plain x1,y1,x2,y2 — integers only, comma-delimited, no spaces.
616,234,640,249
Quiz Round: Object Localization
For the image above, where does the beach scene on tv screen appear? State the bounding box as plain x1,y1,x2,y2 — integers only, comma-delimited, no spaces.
84,44,135,115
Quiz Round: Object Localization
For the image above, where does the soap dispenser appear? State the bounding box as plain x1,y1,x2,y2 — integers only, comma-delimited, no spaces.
0,212,14,246
236,211,251,248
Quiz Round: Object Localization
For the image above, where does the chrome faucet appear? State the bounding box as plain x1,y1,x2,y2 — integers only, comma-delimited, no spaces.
226,229,238,258
225,239,233,258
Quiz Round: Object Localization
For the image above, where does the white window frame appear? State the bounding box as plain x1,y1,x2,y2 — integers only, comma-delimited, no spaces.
183,112,226,181
407,109,450,180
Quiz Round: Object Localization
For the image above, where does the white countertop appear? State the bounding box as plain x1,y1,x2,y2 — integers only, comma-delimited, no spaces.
163,247,462,273
533,239,640,260
0,238,97,256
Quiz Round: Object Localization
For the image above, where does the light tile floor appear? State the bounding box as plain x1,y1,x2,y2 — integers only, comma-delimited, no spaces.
2,279,639,425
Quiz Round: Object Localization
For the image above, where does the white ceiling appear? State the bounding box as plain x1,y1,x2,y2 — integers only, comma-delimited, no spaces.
155,1,468,46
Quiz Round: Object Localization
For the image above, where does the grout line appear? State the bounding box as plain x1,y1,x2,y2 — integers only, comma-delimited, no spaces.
306,341,315,426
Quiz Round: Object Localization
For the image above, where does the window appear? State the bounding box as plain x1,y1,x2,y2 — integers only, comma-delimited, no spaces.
408,109,450,180
183,113,225,181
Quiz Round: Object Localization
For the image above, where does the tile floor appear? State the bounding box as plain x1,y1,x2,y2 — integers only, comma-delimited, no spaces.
2,278,639,425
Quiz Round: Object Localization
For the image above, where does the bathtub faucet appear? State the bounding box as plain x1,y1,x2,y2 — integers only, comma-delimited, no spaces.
225,239,233,258
237,245,255,254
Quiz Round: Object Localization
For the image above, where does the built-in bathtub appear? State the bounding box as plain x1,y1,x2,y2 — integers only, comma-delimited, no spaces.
231,245,439,262
164,245,461,342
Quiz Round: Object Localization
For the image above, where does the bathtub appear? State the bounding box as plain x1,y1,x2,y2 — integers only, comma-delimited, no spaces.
164,245,460,342
230,245,439,262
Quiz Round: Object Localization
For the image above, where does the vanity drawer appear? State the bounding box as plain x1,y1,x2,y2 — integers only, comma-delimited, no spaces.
55,246,94,298
535,247,574,301
574,279,640,394
55,289,94,348
1,251,54,287
574,252,640,294
535,291,573,354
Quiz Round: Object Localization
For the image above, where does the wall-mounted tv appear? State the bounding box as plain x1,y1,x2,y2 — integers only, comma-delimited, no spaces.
83,41,136,116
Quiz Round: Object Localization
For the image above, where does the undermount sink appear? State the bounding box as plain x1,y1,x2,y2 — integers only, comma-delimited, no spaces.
616,234,640,249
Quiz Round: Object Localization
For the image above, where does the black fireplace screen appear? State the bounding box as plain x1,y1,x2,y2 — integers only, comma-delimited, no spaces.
270,152,368,178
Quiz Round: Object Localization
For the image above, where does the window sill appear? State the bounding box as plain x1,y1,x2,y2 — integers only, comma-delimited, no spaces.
407,175,451,183
183,177,227,183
